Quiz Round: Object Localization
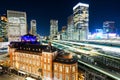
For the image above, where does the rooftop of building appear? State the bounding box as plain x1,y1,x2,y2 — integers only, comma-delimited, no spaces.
73,2,89,10
54,51,77,64
9,42,57,53
9,41,77,64
21,33,38,44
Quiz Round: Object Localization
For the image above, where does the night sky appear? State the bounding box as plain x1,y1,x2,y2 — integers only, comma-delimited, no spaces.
0,0,120,36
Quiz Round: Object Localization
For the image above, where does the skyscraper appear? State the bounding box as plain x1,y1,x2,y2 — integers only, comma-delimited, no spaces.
103,21,116,33
67,15,74,40
30,20,37,35
73,2,89,40
50,20,58,40
7,10,27,42
0,15,8,42
61,26,67,40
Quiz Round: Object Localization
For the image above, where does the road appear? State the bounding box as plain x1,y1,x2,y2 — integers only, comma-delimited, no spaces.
0,74,25,80
0,53,8,60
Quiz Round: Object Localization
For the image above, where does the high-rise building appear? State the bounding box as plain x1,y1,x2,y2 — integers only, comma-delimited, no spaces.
1,15,7,22
67,15,74,40
61,26,67,40
0,15,8,42
73,2,89,40
103,21,116,33
7,10,27,42
50,20,58,40
62,26,67,32
30,20,37,35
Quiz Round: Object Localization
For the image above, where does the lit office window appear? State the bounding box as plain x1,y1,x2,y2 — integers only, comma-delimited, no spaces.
12,52,14,55
48,59,50,63
54,64,57,71
36,49,38,51
30,66,32,73
48,65,50,70
47,54,50,58
30,60,32,64
33,55,35,58
44,58,46,62
66,67,69,73
33,60,35,65
59,66,62,72
72,66,75,72
44,64,46,70
36,55,39,59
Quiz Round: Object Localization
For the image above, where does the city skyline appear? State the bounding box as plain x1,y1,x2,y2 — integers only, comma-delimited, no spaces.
0,0,120,36
0,1,120,80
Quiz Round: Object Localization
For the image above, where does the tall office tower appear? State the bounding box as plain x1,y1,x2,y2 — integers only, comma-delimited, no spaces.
7,10,27,42
67,15,74,40
103,21,116,33
0,15,8,42
30,20,37,35
61,26,67,40
50,20,58,40
62,26,67,32
73,2,89,40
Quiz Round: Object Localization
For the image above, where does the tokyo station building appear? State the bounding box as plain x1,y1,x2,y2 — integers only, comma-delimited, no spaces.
9,34,78,80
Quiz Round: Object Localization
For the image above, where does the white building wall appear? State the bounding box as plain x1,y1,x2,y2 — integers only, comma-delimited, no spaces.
31,20,37,35
50,20,58,40
7,10,27,42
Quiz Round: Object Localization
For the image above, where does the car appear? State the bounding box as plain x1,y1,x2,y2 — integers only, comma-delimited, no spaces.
25,77,36,80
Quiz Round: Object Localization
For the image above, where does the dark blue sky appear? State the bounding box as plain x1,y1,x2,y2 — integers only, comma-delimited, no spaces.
0,0,120,36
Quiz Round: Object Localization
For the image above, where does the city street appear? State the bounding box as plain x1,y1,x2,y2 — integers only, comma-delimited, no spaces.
0,53,8,60
0,74,25,80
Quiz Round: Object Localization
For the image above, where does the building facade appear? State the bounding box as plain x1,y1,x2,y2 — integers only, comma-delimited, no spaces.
73,2,89,40
30,20,37,35
9,35,78,80
103,21,116,34
103,21,117,39
7,10,27,42
67,15,74,40
50,20,58,40
0,15,8,42
54,52,78,80
61,26,67,40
